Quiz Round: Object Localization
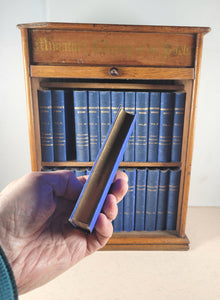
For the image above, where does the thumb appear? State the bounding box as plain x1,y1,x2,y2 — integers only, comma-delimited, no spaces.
43,170,84,201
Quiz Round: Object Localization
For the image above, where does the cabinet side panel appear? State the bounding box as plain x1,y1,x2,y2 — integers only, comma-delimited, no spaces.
176,80,193,236
20,28,38,171
178,34,205,236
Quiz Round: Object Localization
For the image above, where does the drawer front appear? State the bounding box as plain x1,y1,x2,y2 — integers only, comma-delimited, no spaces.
29,29,196,67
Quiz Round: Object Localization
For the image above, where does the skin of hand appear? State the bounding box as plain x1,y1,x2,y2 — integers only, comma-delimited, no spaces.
0,170,128,294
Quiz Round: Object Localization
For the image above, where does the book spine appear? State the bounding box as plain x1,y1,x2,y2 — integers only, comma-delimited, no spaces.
52,90,67,162
148,92,160,162
171,92,186,162
100,91,111,144
123,168,136,231
124,92,136,161
166,168,181,230
38,90,54,162
135,168,147,231
73,90,89,162
113,198,124,232
145,168,160,231
156,169,170,230
135,92,149,162
88,91,100,161
111,91,125,120
158,92,175,162
75,168,87,177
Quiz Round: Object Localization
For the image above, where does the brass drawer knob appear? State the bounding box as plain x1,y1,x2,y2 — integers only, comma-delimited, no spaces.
110,67,119,76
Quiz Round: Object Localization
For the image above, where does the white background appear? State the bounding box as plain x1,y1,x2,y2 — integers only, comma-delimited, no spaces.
0,0,219,206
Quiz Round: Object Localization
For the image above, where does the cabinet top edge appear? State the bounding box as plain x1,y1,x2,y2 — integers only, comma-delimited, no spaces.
17,22,211,34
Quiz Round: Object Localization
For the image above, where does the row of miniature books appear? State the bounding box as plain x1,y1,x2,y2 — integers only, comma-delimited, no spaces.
41,166,181,232
38,89,186,163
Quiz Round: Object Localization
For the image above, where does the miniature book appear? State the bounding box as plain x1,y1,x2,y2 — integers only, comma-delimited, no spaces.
69,107,136,232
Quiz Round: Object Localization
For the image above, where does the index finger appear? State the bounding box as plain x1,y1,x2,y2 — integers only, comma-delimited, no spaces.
109,171,128,203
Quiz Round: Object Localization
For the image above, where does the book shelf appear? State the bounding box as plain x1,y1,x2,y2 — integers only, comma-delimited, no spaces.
17,22,210,250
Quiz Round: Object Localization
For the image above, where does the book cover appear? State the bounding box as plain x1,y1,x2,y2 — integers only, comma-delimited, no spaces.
124,92,136,161
171,92,186,162
156,169,170,230
166,168,181,230
148,92,160,162
88,91,100,161
73,90,89,162
135,168,147,231
135,92,149,162
145,168,160,231
69,107,136,232
38,89,54,162
123,168,136,232
158,92,175,162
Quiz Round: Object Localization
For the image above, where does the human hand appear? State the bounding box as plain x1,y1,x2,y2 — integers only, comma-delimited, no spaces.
0,170,128,294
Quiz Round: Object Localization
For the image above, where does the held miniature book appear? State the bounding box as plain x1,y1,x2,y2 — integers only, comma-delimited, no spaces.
69,107,136,232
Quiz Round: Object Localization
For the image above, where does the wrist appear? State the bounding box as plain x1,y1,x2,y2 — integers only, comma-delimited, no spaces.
0,245,18,299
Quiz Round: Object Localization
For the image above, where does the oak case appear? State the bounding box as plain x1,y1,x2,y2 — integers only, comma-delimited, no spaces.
17,22,210,250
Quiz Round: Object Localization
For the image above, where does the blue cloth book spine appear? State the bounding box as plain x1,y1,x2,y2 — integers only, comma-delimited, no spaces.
69,108,137,232
75,168,87,177
158,92,175,162
135,168,147,231
111,91,124,119
111,91,125,162
171,92,186,162
145,168,160,231
113,198,124,232
100,91,111,144
148,92,160,162
124,92,135,161
73,90,89,162
88,91,100,161
52,90,74,162
123,168,136,231
135,92,149,162
38,90,54,162
166,168,181,230
156,169,170,230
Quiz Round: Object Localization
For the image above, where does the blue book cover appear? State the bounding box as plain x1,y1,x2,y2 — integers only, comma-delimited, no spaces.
171,92,186,162
135,92,149,162
158,92,175,162
88,91,100,161
148,92,160,162
123,168,136,231
52,90,74,162
100,91,111,144
124,92,135,161
73,90,89,162
156,169,170,230
166,168,181,230
69,108,137,232
135,168,147,231
145,168,160,231
38,90,54,162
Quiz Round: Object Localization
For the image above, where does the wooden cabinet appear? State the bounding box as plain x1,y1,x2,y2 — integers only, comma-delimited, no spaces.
18,22,210,250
